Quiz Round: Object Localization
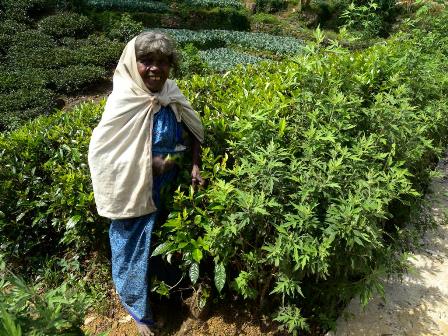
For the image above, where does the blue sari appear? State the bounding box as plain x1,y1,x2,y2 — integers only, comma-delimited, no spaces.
109,106,184,325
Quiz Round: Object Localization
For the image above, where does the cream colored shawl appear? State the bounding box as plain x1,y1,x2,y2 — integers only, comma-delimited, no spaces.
88,37,204,219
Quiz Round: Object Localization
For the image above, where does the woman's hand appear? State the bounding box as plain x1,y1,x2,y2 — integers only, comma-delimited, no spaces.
152,155,177,176
191,164,204,186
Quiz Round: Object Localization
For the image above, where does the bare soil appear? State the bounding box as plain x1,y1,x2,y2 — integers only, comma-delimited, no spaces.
82,289,283,336
59,80,112,112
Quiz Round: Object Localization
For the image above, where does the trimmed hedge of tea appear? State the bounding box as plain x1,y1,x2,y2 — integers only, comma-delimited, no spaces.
0,5,123,131
37,12,94,38
199,47,264,71
84,0,170,13
159,28,304,55
182,0,244,9
2,0,54,23
173,7,251,31
0,102,109,262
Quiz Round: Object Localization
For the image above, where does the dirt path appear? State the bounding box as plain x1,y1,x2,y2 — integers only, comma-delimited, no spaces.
328,156,448,336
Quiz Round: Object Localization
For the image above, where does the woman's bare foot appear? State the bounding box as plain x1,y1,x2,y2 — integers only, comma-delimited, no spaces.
135,321,156,336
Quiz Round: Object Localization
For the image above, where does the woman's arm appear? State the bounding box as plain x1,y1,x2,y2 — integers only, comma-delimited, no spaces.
191,136,204,186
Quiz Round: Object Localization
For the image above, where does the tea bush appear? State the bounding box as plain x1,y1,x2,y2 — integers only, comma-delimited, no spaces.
161,14,448,332
0,19,27,56
199,48,264,71
0,256,90,335
182,0,244,9
159,28,304,55
48,65,107,94
84,0,170,12
0,102,109,264
255,0,288,13
61,35,124,66
37,12,94,38
2,0,53,23
178,7,251,30
0,14,122,130
7,30,58,68
0,87,56,130
108,12,144,42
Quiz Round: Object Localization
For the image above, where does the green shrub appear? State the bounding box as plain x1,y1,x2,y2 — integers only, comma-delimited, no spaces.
2,0,55,23
0,68,48,93
255,0,287,13
183,0,244,9
159,14,448,332
7,30,57,68
251,12,282,24
84,0,170,12
128,12,165,29
1,9,447,335
176,43,210,78
0,19,28,56
37,12,94,39
81,9,123,31
0,87,56,131
0,256,89,335
199,47,264,71
1,26,122,129
0,102,109,263
48,65,107,94
70,35,124,66
178,7,251,30
108,13,144,42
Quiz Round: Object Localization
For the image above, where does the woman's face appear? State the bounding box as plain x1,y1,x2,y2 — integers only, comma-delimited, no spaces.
136,52,171,93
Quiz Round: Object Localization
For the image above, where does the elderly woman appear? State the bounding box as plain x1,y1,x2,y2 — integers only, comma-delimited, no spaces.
88,31,204,335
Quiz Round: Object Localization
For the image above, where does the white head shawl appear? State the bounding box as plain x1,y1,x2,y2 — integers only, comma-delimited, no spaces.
88,37,204,219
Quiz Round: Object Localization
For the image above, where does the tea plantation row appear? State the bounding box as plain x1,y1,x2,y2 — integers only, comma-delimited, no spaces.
0,0,303,131
1,9,447,333
159,28,304,54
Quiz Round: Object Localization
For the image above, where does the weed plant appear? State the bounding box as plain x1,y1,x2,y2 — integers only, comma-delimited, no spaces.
0,256,90,335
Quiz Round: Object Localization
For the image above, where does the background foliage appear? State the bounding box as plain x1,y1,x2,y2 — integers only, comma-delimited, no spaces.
0,0,123,131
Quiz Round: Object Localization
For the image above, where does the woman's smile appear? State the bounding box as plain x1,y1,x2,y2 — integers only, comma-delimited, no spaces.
137,52,171,92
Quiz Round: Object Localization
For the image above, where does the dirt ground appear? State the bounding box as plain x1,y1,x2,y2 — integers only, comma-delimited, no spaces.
327,156,448,336
83,291,282,336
